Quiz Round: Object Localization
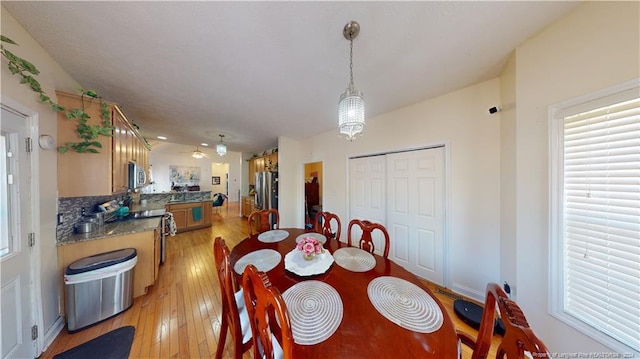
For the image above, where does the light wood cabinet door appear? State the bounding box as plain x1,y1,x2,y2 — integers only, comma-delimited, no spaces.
171,208,187,231
57,91,149,197
242,196,255,217
249,158,256,186
186,203,204,228
57,91,114,197
112,111,129,193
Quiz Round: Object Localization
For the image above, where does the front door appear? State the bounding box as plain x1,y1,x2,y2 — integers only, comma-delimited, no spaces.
1,107,36,358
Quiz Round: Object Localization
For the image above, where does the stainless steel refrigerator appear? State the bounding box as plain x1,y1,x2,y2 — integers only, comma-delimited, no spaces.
254,171,278,214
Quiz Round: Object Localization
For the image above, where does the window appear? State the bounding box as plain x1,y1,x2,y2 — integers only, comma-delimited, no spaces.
550,79,640,354
1,132,18,258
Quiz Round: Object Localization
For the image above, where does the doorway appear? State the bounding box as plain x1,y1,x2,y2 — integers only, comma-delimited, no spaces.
349,146,446,285
303,162,322,229
1,106,39,358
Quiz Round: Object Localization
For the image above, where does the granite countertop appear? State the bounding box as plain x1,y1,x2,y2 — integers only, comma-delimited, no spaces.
57,217,162,246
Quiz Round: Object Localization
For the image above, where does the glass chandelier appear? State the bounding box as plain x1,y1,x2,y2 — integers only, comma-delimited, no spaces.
216,134,227,156
338,21,365,141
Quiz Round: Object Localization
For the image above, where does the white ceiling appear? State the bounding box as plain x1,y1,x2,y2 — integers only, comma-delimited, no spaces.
3,1,579,154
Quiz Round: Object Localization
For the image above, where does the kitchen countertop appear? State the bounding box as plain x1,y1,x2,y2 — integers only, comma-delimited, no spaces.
57,217,162,246
58,197,213,246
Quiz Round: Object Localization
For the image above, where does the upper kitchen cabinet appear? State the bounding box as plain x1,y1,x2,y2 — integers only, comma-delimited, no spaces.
56,91,149,197
248,151,277,186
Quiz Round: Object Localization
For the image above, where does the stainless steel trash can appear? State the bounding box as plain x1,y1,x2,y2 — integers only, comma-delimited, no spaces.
64,248,137,332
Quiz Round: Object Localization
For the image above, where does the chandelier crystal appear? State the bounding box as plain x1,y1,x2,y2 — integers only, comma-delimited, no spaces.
338,21,365,141
216,134,227,156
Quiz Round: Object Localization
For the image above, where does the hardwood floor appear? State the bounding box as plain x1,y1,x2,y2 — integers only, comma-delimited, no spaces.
39,202,498,358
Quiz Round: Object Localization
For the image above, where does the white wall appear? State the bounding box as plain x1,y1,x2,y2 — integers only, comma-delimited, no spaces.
148,142,242,198
1,5,82,347
499,53,517,298
512,1,639,354
279,78,502,300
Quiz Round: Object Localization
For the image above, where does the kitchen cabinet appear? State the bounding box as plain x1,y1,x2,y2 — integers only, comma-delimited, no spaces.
56,224,161,316
248,151,277,187
242,196,255,217
165,201,212,232
56,91,149,197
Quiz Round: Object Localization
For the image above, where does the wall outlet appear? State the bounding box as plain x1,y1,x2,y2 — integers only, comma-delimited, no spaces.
57,213,64,225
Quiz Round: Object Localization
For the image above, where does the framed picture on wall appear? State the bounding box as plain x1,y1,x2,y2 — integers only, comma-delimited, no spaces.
212,176,221,185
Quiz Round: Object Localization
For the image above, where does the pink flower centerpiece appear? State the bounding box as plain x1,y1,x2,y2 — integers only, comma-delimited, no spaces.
296,236,324,260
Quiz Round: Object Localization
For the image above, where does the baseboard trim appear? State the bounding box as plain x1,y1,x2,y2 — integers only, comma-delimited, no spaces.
40,316,64,355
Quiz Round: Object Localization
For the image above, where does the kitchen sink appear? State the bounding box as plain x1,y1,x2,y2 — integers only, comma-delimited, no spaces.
131,209,166,218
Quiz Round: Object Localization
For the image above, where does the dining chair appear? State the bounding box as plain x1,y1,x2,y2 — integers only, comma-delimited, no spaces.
248,208,280,236
241,264,294,359
457,282,551,359
213,237,252,359
212,192,227,213
347,219,390,258
314,211,342,242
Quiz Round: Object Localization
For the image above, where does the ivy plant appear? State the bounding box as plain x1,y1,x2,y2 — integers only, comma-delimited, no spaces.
1,35,114,153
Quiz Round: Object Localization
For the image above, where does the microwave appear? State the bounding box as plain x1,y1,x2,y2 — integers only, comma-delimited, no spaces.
128,161,146,189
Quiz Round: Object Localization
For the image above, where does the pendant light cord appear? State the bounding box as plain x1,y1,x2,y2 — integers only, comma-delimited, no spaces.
349,38,354,89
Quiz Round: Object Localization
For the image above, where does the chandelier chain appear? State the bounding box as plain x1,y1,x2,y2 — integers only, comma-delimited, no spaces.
349,38,354,88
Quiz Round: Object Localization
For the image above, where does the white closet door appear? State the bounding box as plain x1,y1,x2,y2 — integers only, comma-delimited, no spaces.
348,147,445,284
386,147,444,285
348,155,386,223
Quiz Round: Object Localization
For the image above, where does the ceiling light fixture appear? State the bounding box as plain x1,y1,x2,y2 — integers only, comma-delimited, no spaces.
216,134,227,156
338,20,365,141
192,147,204,159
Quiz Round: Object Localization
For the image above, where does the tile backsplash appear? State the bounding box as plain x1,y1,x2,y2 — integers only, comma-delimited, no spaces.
57,195,117,242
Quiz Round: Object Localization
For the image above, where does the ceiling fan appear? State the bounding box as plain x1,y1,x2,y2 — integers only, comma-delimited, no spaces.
180,146,210,159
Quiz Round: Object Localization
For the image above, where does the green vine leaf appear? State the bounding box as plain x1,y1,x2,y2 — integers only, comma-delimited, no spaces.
1,35,115,154
0,35,18,45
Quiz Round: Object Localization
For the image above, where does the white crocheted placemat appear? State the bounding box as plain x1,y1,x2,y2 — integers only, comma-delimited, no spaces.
367,276,443,333
258,229,289,243
282,280,343,345
233,249,282,275
333,247,376,272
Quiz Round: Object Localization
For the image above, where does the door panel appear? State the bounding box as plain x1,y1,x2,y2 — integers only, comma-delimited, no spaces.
349,156,385,222
387,147,444,284
1,108,35,358
349,147,445,285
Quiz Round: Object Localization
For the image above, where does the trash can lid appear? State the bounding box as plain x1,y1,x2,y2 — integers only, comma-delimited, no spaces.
66,248,137,275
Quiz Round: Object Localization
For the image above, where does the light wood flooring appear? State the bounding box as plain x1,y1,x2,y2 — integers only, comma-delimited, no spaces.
39,202,498,358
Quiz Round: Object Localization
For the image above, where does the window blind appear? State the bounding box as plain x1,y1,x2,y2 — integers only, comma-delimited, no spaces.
562,96,640,352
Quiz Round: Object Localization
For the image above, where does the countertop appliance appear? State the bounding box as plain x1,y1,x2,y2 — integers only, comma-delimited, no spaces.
254,171,278,227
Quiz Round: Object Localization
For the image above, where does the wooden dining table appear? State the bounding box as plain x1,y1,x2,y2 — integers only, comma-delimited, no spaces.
230,228,460,358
